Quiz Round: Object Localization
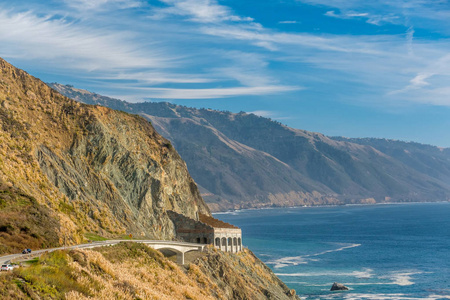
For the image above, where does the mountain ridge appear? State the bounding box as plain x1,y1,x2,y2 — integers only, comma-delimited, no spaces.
48,83,450,211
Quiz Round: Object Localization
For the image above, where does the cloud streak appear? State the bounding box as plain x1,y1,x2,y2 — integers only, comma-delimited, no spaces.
0,9,167,70
65,0,144,11
116,85,301,100
152,0,253,23
1,0,450,107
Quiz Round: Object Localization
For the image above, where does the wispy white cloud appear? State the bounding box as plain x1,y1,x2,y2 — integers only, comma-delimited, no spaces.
325,10,368,18
324,9,398,26
248,110,292,120
152,0,253,23
302,0,450,30
201,25,384,54
410,73,433,88
388,72,434,95
64,0,143,11
365,14,399,26
110,85,300,100
387,52,450,105
0,4,300,100
2,0,450,107
94,71,216,85
346,12,369,17
0,9,167,70
249,110,275,118
279,20,298,24
211,51,276,87
406,26,415,55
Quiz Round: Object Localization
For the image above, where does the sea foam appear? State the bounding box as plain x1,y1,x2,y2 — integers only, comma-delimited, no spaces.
269,243,361,269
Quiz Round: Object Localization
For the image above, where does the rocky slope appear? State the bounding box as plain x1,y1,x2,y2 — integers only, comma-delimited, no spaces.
332,137,450,186
0,243,298,300
49,83,450,211
0,58,210,253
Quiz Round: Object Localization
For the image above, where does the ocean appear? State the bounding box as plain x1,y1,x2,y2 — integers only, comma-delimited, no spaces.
215,202,450,299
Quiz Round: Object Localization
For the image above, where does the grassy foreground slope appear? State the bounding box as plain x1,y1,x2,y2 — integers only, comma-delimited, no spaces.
0,243,298,300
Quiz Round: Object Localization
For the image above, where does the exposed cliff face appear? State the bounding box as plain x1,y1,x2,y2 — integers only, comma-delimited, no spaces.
0,58,210,251
49,83,450,211
195,247,298,300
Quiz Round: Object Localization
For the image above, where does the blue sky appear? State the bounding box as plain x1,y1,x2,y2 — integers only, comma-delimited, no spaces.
1,0,450,147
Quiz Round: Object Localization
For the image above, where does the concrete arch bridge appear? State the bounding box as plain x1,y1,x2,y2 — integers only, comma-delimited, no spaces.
0,240,206,266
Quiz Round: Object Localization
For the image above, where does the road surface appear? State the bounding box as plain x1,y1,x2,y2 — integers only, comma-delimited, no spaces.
0,240,206,265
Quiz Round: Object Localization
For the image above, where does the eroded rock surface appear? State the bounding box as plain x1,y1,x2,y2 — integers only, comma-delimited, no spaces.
0,57,210,248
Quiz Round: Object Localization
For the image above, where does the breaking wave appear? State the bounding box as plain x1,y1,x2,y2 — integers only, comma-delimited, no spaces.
268,243,361,269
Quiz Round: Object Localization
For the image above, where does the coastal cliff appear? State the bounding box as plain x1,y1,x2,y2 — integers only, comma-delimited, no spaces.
0,57,209,253
0,58,299,299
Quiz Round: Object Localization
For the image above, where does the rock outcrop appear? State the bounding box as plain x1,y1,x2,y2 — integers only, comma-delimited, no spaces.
0,57,210,251
330,282,349,291
191,247,299,299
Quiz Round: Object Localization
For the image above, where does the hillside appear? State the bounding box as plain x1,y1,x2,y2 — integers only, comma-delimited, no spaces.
0,243,298,300
49,83,450,211
332,137,450,185
0,58,301,299
0,58,210,254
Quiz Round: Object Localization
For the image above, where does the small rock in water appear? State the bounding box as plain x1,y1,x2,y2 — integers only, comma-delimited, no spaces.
330,282,349,291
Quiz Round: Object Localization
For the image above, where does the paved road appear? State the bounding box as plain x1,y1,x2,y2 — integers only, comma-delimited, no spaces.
0,240,206,265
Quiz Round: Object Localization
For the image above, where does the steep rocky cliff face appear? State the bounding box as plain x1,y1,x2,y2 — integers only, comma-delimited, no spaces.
49,83,450,211
0,58,210,252
195,247,298,300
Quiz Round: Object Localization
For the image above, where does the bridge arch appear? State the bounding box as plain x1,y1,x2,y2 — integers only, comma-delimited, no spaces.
151,246,185,264
146,243,204,265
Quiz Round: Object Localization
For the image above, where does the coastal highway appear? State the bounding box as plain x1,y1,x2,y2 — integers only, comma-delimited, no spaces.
0,240,206,265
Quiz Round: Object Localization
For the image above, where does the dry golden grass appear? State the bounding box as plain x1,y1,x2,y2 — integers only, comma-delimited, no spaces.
84,242,221,300
0,185,60,255
0,243,297,300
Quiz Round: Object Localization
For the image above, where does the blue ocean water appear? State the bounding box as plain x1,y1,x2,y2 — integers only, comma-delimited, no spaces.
215,203,450,299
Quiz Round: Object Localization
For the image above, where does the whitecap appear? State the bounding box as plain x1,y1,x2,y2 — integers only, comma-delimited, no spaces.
267,243,361,268
275,268,374,278
380,270,423,286
309,243,361,257
212,210,241,215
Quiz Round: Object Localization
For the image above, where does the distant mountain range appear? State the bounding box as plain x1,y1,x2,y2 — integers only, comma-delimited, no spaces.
49,83,450,211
